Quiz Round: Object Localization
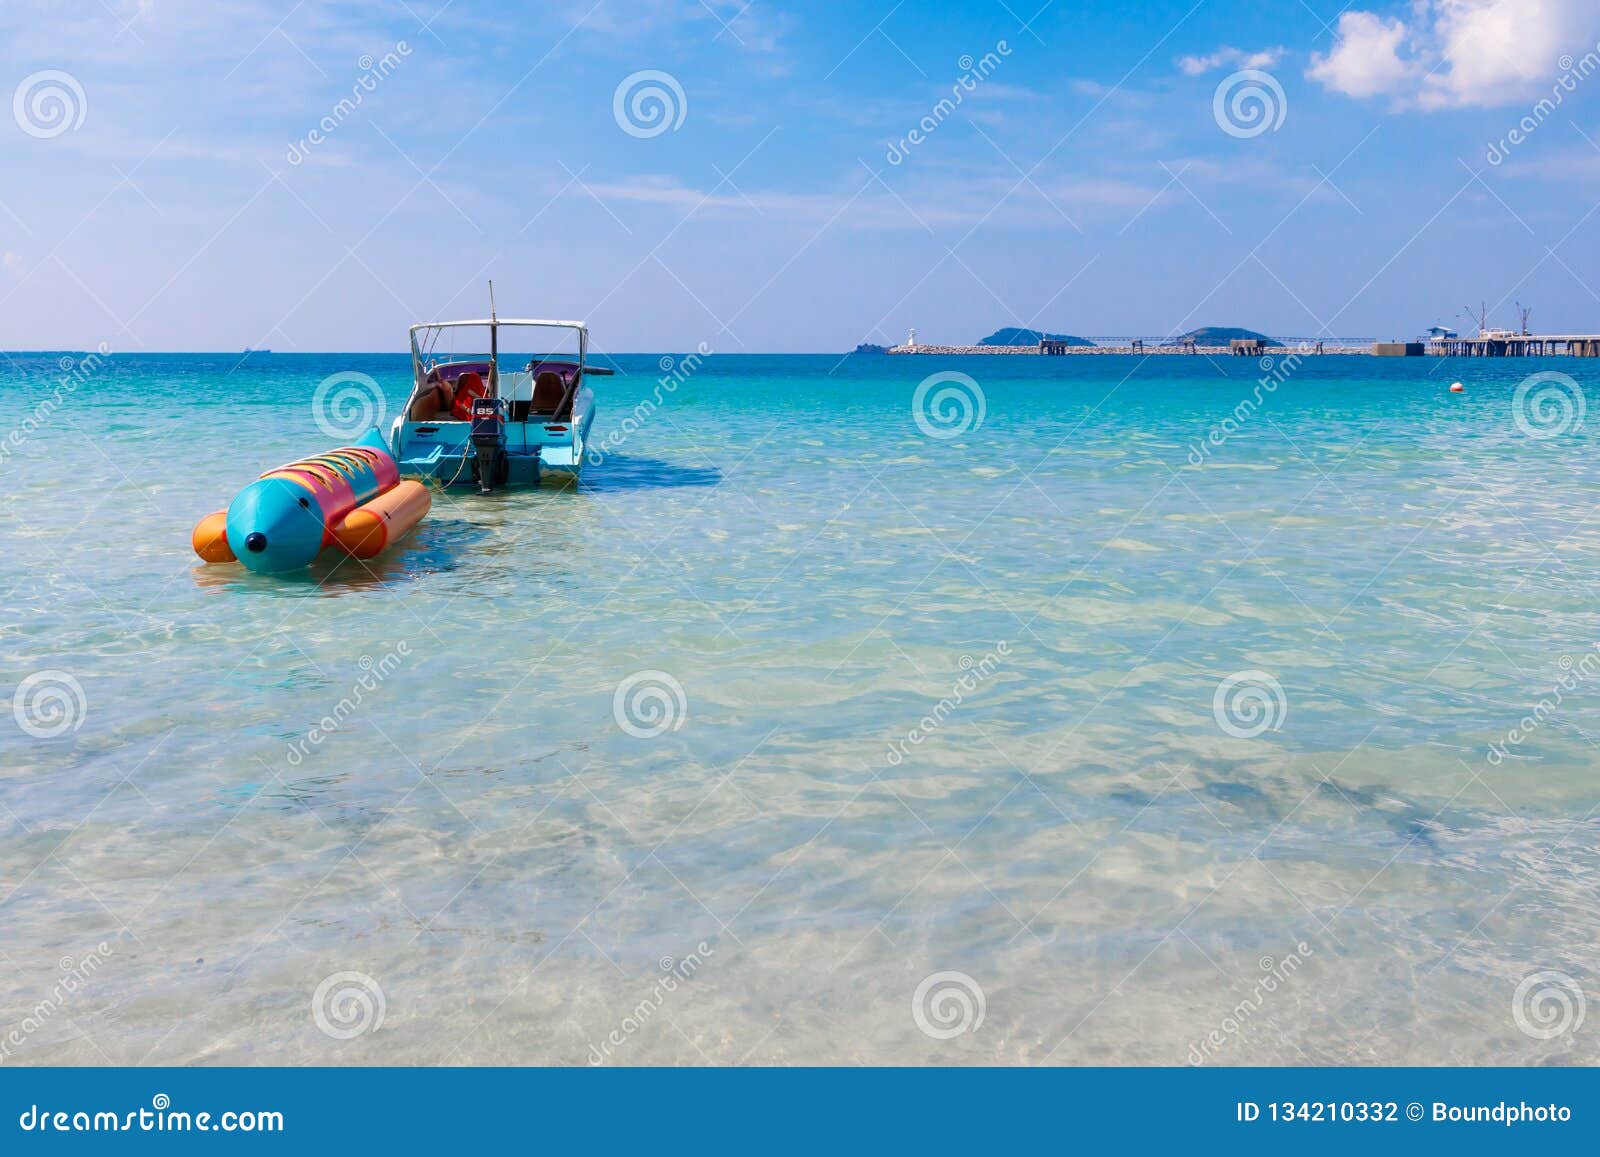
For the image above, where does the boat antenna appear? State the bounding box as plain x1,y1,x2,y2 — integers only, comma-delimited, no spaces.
488,280,498,394
472,280,507,494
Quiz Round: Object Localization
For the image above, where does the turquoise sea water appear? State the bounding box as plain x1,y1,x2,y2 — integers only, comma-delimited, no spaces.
3,350,1599,1065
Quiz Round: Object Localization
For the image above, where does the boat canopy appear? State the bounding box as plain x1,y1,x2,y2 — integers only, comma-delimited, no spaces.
409,318,591,382
409,319,587,332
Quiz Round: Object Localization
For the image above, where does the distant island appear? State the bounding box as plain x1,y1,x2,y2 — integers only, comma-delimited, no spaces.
882,325,1368,355
1163,326,1281,347
977,327,1094,347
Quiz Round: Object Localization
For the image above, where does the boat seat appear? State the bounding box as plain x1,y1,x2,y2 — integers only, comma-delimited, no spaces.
408,380,453,421
531,371,565,412
511,371,567,421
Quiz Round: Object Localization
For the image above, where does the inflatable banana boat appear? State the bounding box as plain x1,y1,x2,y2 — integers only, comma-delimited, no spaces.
192,430,429,574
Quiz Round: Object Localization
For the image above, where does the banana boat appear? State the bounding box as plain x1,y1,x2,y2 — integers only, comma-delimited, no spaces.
192,430,430,574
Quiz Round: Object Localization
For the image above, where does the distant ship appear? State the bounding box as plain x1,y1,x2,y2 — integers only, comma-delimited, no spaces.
242,348,272,354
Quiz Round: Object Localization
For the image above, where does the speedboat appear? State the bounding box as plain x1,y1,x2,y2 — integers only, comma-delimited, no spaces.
389,311,608,493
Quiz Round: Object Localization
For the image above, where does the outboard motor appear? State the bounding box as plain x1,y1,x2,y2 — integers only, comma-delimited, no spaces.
470,395,506,494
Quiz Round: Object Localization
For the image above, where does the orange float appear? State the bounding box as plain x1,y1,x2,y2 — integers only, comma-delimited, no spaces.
191,510,235,563
329,480,432,559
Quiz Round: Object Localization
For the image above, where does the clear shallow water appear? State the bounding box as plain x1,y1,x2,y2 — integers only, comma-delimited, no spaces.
2,350,1599,1065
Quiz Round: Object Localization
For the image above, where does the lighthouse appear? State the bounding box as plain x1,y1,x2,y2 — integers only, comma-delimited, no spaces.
907,327,917,350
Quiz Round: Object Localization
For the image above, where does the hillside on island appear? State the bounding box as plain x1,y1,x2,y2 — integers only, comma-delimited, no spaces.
978,327,1095,347
1164,326,1281,347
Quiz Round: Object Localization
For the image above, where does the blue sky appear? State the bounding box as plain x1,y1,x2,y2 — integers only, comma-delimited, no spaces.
3,0,1599,351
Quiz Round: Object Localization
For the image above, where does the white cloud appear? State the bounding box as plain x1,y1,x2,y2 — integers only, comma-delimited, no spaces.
1308,0,1600,108
1177,45,1284,76
573,0,787,53
1306,12,1415,98
583,170,1168,229
1422,0,1593,106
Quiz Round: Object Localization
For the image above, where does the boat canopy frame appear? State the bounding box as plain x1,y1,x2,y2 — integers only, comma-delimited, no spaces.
408,318,591,391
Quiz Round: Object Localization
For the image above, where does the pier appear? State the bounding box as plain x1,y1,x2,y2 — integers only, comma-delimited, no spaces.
1424,333,1600,357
